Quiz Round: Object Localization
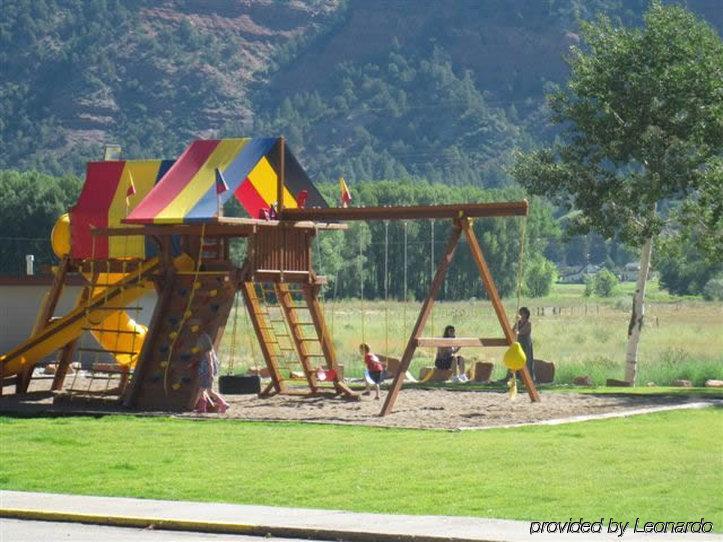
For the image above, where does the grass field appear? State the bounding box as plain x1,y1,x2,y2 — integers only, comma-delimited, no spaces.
221,282,723,386
0,409,721,528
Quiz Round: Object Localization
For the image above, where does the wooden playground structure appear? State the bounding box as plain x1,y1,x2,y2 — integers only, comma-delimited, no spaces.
0,137,539,415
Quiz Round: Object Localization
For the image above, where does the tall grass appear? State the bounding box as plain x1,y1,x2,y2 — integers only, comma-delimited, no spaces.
220,283,723,386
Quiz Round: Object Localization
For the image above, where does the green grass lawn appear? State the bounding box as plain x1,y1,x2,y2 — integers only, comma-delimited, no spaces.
1,409,721,528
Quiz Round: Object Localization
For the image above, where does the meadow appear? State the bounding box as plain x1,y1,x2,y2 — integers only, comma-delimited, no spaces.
220,282,723,386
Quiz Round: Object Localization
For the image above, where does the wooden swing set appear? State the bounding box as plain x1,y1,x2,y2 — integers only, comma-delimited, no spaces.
280,202,541,416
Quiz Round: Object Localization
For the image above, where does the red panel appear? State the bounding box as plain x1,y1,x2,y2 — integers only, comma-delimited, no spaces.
235,178,269,218
70,161,125,259
125,140,220,223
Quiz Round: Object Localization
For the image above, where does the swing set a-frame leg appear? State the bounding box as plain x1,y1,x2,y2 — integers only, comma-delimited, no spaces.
379,218,540,417
461,219,540,402
380,221,464,416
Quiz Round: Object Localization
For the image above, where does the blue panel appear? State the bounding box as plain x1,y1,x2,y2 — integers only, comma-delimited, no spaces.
184,138,277,222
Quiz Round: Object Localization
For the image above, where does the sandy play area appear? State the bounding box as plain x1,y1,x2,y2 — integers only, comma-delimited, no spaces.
0,375,710,430
207,388,707,429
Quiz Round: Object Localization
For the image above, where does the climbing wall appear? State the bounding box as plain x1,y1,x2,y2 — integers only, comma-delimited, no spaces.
126,268,236,411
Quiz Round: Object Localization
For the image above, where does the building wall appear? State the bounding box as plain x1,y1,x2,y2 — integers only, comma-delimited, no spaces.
0,281,156,365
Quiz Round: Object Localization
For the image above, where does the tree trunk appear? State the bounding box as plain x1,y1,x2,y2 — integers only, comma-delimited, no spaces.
624,236,653,384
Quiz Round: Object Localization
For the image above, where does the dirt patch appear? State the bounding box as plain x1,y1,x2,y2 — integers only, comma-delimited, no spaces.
0,377,708,430
207,388,702,430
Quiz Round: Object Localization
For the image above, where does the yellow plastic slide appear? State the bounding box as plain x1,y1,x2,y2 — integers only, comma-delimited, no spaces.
51,213,151,367
0,259,159,378
85,273,148,367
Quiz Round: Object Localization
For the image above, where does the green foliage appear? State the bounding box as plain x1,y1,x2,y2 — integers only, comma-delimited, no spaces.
512,2,723,247
703,277,723,301
657,231,722,296
584,269,619,297
256,45,523,185
594,269,619,297
311,180,558,300
0,169,82,274
524,254,557,297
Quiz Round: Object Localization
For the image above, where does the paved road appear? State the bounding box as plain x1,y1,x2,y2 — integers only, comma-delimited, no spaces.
0,519,312,542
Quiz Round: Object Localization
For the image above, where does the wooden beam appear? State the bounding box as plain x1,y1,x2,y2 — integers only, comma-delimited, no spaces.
277,136,285,218
51,285,92,391
462,220,540,402
282,201,529,223
380,222,463,416
415,337,509,348
100,220,346,239
16,256,70,393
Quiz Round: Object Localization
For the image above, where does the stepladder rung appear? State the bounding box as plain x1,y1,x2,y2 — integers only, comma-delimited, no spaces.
82,328,141,335
91,306,143,311
77,347,139,356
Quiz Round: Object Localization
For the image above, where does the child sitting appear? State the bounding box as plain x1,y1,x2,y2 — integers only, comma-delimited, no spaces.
359,343,384,400
435,325,467,382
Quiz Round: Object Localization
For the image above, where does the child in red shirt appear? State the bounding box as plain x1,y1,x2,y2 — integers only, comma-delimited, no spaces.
360,343,384,400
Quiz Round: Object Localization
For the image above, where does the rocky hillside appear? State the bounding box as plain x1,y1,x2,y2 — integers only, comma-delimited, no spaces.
1,0,720,184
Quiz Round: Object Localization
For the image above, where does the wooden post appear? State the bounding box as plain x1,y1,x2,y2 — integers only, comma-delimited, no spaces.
16,256,70,393
51,285,92,391
380,221,463,416
277,137,285,218
240,281,285,396
461,220,540,402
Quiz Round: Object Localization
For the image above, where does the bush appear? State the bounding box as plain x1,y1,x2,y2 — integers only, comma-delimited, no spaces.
594,269,619,297
524,256,557,297
583,269,620,297
703,276,723,301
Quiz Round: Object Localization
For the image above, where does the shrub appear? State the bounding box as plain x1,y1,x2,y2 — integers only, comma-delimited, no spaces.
702,276,723,301
593,269,620,297
583,269,620,297
524,256,557,297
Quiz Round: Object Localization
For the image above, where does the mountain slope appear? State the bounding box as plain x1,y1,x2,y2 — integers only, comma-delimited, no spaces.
0,0,719,184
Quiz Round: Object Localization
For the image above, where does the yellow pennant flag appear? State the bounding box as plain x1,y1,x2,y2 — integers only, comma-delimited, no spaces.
339,176,352,208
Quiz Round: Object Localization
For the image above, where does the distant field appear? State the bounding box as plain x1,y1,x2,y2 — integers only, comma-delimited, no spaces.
220,282,723,386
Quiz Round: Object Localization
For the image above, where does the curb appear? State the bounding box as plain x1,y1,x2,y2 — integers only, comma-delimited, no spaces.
0,508,502,542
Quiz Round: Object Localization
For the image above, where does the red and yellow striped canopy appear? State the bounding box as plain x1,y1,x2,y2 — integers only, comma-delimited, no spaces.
124,137,326,224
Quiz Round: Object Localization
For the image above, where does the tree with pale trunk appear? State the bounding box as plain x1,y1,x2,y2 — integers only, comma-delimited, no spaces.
512,2,722,385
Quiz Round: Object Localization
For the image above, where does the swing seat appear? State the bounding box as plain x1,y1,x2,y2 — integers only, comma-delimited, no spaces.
219,375,260,395
316,368,337,382
419,367,453,383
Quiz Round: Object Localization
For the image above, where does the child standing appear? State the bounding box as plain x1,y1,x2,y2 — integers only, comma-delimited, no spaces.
360,343,384,400
512,307,535,383
194,332,230,413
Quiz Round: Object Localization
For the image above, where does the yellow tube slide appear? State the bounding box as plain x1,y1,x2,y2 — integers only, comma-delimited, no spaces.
87,273,148,367
54,213,147,367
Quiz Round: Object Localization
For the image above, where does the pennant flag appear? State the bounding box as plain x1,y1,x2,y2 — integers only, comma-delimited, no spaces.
215,168,229,194
125,170,136,205
297,189,309,209
339,176,352,208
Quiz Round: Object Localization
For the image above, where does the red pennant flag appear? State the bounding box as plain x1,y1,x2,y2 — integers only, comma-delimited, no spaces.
126,171,136,198
296,189,309,209
215,168,229,195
